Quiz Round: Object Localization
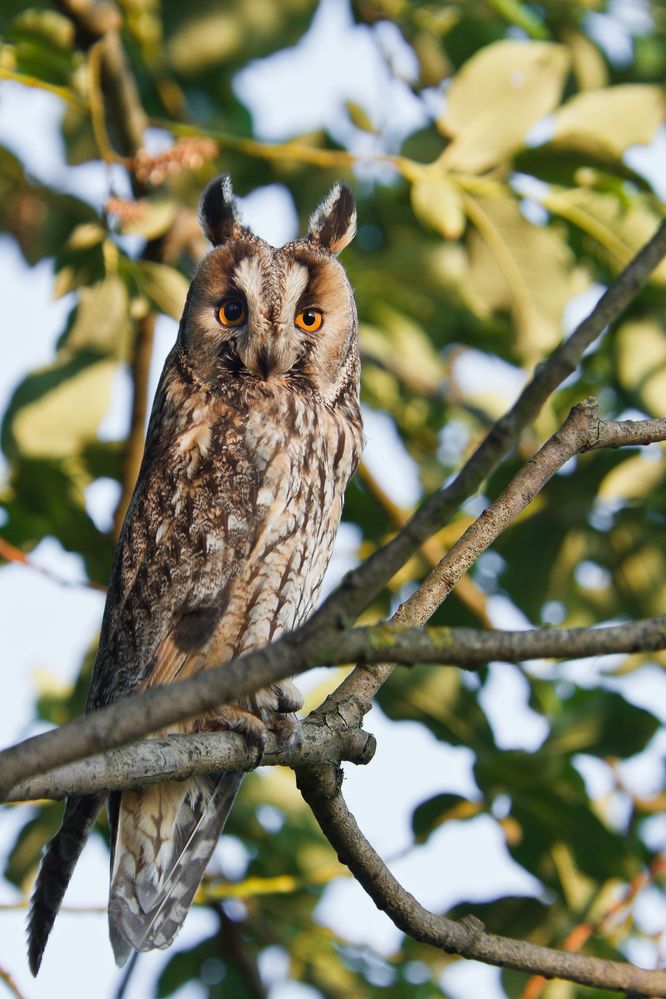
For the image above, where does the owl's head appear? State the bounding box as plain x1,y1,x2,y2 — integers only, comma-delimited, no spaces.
177,175,359,407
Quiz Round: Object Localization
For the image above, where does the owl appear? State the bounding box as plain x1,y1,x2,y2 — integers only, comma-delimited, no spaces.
27,175,363,972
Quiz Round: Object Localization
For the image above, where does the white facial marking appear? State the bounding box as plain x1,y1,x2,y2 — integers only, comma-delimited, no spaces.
276,263,310,333
234,256,264,313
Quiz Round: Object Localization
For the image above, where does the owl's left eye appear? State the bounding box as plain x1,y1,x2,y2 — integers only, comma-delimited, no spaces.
217,297,247,327
295,308,323,332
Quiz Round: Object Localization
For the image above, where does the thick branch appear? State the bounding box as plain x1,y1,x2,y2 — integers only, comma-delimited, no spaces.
2,614,666,797
5,720,376,802
296,766,666,997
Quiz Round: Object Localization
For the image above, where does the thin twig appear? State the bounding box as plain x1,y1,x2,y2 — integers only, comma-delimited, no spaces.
0,537,105,591
296,766,666,997
0,964,27,999
357,462,493,627
1,405,666,792
401,403,666,622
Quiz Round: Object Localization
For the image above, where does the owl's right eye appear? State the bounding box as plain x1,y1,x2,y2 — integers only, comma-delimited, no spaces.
217,297,247,327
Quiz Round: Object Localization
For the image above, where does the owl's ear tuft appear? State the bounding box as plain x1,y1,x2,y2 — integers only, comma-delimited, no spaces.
199,174,245,246
307,183,356,255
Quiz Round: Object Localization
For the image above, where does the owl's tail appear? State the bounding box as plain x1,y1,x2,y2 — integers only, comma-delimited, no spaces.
27,793,105,975
108,772,243,966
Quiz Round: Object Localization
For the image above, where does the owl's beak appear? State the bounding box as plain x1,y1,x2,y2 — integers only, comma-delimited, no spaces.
256,347,275,380
237,335,297,379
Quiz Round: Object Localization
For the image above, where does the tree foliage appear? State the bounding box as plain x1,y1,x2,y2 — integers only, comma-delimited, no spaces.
1,0,665,997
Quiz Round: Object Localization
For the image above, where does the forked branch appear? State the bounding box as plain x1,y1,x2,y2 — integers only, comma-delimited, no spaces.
296,765,666,997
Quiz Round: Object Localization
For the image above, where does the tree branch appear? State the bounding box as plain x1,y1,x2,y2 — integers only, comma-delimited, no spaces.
5,719,376,802
2,612,666,799
296,766,666,997
320,403,666,714
0,962,27,999
393,403,666,623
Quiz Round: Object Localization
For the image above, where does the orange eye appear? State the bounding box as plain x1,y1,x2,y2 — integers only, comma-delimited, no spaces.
295,307,323,332
217,297,247,327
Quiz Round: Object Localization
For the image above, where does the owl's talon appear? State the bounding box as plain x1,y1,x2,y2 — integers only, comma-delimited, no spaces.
268,712,301,747
197,705,268,751
271,679,304,715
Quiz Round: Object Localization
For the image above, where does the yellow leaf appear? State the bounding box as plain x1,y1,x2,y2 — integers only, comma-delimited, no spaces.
439,40,570,173
564,29,608,91
360,306,445,393
554,85,665,159
463,195,574,358
115,199,177,240
66,222,105,251
616,319,666,416
345,100,377,133
545,188,666,279
599,452,665,503
411,176,465,239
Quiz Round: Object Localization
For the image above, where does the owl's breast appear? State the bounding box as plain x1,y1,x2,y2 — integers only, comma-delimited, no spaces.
200,389,360,660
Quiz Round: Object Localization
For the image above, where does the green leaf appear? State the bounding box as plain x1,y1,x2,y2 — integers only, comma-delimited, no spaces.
5,351,118,460
412,793,482,843
475,752,637,885
547,687,660,759
0,145,96,265
4,803,63,889
439,40,570,172
133,259,189,320
3,457,115,584
345,100,377,133
376,663,496,751
8,8,74,51
447,895,550,939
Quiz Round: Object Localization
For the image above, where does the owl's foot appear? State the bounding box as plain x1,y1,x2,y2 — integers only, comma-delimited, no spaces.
197,706,268,762
271,679,304,714
268,711,301,747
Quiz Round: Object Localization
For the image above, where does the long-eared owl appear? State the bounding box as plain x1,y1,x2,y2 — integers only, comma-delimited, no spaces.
28,176,363,972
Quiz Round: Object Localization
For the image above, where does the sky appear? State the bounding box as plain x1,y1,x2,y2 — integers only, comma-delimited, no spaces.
0,1,665,996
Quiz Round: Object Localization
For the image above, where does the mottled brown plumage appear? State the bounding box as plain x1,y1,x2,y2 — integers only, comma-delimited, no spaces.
28,176,362,973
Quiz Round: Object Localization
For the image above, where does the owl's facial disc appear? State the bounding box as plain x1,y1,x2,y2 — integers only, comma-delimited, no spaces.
186,224,357,397
224,254,314,380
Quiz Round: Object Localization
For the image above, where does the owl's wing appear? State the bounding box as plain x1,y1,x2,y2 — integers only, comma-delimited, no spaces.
28,352,257,973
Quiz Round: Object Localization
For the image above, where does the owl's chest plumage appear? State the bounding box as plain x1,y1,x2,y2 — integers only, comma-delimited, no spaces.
193,384,360,657
93,375,361,709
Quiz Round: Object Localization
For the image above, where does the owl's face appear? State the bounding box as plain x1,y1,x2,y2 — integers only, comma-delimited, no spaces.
178,178,358,407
